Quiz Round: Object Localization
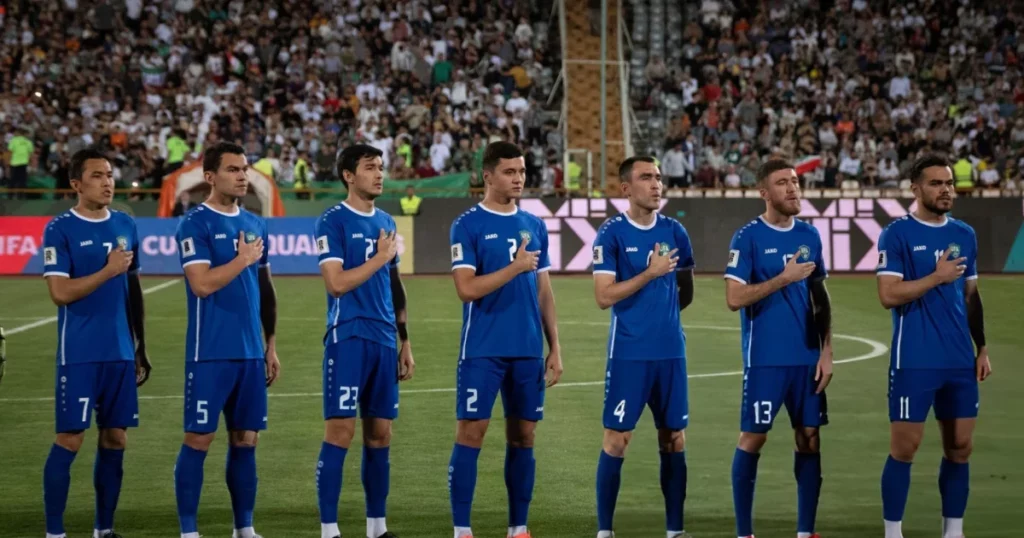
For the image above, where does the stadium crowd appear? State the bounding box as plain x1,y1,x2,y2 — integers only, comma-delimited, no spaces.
0,0,562,197
641,0,1024,190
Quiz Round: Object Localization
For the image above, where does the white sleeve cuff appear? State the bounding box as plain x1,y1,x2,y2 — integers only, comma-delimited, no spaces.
876,271,904,278
182,259,211,268
43,271,70,278
318,257,343,266
537,266,552,273
452,264,476,272
723,274,748,285
259,262,271,268
593,270,617,276
965,274,978,280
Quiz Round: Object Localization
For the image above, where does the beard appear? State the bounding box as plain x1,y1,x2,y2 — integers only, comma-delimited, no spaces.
922,197,952,215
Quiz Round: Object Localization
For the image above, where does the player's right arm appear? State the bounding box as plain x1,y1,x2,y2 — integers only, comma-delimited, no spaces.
876,228,966,309
317,215,397,297
724,229,814,311
43,223,133,306
592,225,677,309
450,219,536,303
178,219,261,298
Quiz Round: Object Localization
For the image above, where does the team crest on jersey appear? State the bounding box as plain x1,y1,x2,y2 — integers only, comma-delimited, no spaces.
116,236,128,249
246,232,257,242
798,244,811,261
657,242,670,256
948,243,961,258
519,230,531,245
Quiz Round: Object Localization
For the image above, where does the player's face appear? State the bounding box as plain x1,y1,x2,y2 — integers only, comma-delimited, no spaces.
206,153,249,199
913,165,955,215
483,157,527,199
760,168,801,216
622,161,663,211
346,156,385,199
72,158,114,206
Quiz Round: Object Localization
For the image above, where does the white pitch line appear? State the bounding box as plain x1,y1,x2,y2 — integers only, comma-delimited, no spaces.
0,326,888,403
4,279,182,336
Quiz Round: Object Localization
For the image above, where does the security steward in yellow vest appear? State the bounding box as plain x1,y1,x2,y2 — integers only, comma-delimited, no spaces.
401,185,422,216
953,157,974,190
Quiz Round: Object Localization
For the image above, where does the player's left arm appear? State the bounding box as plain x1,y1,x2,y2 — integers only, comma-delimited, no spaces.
537,226,563,387
390,226,415,381
810,230,833,393
126,222,151,386
675,221,696,310
258,225,280,387
964,234,991,381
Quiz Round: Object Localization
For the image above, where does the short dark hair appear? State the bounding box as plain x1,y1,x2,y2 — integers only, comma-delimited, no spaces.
202,142,246,172
618,156,657,182
910,154,951,183
335,144,384,188
69,148,111,182
481,141,523,171
757,159,795,184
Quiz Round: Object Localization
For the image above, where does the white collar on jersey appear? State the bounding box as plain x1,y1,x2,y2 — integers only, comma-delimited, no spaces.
202,202,240,217
70,208,111,222
909,212,948,227
623,212,657,230
477,202,517,216
342,200,376,217
758,215,795,232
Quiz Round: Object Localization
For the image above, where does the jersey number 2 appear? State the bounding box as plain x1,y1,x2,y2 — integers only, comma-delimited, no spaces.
365,238,376,261
507,239,517,262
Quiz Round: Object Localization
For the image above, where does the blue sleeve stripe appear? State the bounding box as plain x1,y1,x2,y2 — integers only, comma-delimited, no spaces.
723,274,747,285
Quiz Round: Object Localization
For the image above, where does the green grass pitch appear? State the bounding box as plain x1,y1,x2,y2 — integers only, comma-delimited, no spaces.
0,275,1021,538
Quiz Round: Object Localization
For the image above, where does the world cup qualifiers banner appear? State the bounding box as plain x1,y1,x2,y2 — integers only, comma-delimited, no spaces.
0,216,416,275
409,197,1024,275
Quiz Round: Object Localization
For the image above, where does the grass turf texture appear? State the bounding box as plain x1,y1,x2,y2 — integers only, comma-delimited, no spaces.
0,275,1020,538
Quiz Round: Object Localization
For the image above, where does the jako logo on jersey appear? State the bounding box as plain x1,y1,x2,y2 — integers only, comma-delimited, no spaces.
625,246,638,252
352,233,364,239
80,240,94,247
215,233,227,239
913,245,926,251
764,248,778,254
484,233,498,240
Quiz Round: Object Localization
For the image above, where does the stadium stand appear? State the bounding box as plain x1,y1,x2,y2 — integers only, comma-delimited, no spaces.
626,0,1024,191
0,0,563,198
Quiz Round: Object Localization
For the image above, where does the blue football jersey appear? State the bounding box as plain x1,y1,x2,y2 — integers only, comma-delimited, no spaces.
41,209,139,366
876,214,977,370
314,201,400,347
175,204,269,362
592,213,695,360
449,204,551,360
724,217,828,367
